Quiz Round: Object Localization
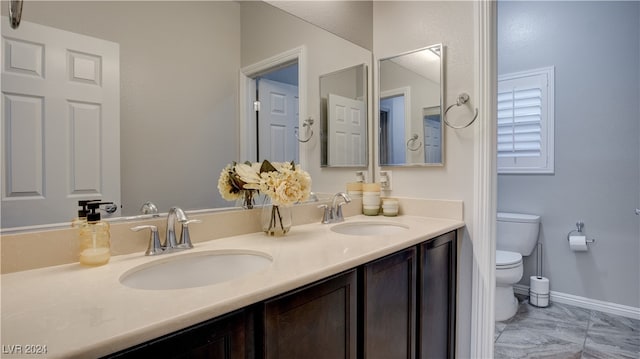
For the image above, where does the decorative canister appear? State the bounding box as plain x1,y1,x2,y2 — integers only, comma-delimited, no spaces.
346,182,363,198
362,183,381,216
382,198,399,216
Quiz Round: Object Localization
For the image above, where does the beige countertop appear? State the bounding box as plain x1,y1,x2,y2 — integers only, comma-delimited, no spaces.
1,214,464,358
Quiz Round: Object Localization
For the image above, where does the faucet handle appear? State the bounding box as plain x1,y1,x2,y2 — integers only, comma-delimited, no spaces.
178,219,201,249
318,204,331,224
335,201,348,222
130,225,163,256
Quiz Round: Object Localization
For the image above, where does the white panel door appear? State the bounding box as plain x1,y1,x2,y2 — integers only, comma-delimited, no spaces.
1,20,120,228
328,93,366,166
258,79,298,163
423,118,442,163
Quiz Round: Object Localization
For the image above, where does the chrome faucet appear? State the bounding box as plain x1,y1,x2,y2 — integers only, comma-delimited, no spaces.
165,206,188,250
319,192,352,224
130,206,200,256
166,207,201,250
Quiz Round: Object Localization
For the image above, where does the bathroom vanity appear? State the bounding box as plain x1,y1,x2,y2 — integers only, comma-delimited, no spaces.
107,231,457,359
1,200,463,359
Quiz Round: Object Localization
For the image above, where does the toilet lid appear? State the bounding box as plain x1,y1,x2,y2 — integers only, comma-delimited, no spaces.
496,250,522,266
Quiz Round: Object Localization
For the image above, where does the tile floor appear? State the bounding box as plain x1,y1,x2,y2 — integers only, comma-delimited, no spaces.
494,300,640,359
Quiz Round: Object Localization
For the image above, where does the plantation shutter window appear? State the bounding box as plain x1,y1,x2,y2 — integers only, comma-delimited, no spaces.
497,67,554,174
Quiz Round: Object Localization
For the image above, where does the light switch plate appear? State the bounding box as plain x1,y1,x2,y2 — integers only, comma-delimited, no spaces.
379,170,392,191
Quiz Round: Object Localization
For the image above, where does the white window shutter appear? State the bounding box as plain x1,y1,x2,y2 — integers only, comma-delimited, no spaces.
497,67,554,174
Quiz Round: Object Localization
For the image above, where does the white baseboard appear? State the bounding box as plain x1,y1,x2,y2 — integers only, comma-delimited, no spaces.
513,284,640,320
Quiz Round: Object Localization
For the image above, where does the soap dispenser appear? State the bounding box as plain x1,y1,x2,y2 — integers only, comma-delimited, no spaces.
78,202,112,266
71,200,99,229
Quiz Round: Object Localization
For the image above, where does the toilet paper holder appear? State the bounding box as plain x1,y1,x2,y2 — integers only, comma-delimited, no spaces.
566,221,596,245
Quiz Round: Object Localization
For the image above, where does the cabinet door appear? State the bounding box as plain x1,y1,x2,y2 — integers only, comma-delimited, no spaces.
263,269,357,359
419,231,457,359
362,247,417,359
105,309,251,359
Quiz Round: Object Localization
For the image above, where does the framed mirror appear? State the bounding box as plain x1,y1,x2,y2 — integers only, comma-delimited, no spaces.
0,1,373,229
320,64,368,167
378,44,444,166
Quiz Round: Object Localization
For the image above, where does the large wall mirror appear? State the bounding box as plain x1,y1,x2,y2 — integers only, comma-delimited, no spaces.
0,1,372,229
378,44,444,166
320,64,368,167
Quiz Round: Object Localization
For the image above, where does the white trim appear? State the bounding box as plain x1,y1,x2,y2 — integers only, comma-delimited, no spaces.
514,284,640,320
470,1,497,358
238,72,256,162
380,87,411,162
239,46,308,166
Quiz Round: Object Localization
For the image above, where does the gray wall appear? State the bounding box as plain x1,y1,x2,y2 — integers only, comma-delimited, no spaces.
498,1,640,308
266,0,373,51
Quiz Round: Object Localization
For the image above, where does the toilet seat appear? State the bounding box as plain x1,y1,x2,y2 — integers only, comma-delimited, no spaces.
496,250,522,269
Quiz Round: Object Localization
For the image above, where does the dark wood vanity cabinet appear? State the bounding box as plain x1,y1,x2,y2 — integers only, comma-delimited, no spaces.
262,269,357,359
105,231,457,359
106,309,252,359
419,230,457,359
361,247,417,358
360,230,457,359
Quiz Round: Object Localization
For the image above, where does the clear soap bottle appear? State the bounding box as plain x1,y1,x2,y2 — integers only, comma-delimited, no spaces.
71,200,97,229
78,202,112,266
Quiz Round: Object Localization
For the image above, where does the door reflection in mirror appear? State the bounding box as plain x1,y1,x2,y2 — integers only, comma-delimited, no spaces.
378,44,444,166
422,106,442,163
252,63,299,163
379,88,410,166
320,64,368,167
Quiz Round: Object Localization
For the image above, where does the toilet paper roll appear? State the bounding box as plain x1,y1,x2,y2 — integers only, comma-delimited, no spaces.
569,235,588,251
530,276,549,294
529,292,549,307
529,276,550,307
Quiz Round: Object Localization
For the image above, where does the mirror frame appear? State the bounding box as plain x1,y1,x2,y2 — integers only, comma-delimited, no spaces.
377,44,445,167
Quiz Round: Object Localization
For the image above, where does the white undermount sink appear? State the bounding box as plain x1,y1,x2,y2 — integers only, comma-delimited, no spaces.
119,250,273,290
330,221,409,236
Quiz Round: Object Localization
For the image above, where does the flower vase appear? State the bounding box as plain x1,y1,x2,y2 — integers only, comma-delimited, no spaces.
261,199,292,236
237,190,255,209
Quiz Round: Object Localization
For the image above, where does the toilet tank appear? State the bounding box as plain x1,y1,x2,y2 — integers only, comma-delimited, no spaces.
496,212,540,256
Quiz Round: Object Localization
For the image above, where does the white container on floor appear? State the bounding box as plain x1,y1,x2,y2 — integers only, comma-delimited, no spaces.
529,276,550,307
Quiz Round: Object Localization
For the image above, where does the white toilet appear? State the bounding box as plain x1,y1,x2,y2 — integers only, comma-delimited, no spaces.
495,212,540,321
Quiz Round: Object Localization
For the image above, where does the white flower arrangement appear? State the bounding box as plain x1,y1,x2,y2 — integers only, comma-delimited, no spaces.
218,160,311,207
217,161,256,201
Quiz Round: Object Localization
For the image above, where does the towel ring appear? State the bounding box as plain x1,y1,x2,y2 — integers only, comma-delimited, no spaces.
443,93,479,129
406,134,421,151
296,117,314,143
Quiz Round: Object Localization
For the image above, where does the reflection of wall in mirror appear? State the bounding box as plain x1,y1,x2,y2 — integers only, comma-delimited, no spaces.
380,60,440,164
242,1,372,193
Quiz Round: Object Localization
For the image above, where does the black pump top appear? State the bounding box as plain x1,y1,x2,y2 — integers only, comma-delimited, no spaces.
86,201,114,222
77,200,100,218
